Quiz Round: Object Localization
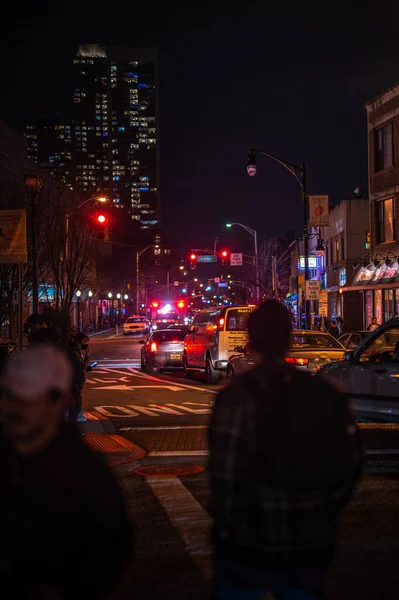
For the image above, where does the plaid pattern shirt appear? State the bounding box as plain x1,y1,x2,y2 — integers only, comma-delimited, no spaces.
208,363,363,569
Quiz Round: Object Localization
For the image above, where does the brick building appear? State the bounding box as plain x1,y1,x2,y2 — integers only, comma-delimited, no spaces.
343,83,399,328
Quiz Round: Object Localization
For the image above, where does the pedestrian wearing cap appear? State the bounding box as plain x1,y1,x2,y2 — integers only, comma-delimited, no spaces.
0,344,133,599
209,300,363,600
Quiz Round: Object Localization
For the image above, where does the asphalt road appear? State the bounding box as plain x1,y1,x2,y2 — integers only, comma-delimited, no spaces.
86,334,399,457
85,334,222,454
86,335,399,598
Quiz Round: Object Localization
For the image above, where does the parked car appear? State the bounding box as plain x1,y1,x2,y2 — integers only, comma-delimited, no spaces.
318,318,399,422
338,330,370,349
226,330,346,378
139,329,186,373
123,316,150,336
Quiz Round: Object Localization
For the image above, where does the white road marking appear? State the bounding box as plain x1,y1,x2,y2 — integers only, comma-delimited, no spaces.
148,450,209,456
120,425,208,431
88,366,219,394
167,403,211,414
146,476,212,578
92,401,212,418
93,385,185,392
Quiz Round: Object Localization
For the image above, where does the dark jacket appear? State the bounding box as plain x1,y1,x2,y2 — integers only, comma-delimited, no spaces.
328,325,340,339
209,362,363,571
0,422,133,598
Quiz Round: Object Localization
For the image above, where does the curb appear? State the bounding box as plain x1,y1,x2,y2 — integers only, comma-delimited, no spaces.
81,410,147,463
88,329,116,338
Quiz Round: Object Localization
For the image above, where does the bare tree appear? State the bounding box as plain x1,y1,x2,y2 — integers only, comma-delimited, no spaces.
242,236,293,301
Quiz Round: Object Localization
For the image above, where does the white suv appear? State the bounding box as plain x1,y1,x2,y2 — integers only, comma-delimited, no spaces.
318,319,399,422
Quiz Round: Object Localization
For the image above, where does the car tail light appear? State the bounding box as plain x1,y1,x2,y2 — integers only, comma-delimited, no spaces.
171,340,179,344
285,357,309,365
150,342,157,352
218,318,225,331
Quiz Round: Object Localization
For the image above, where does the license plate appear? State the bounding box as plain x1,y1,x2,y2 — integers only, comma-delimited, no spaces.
170,353,181,360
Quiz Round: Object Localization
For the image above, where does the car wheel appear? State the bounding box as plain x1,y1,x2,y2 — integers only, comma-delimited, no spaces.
205,357,220,385
146,360,154,374
226,364,235,380
183,354,193,378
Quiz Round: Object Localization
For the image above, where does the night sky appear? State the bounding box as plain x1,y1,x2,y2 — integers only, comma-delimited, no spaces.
2,0,399,255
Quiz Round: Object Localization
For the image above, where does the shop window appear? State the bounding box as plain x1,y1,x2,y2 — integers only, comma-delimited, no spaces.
377,198,394,244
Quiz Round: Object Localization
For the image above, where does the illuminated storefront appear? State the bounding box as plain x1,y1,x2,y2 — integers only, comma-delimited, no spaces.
342,262,399,328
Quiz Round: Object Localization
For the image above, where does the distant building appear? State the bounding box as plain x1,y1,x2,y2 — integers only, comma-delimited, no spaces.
352,83,399,326
323,195,369,329
25,44,160,232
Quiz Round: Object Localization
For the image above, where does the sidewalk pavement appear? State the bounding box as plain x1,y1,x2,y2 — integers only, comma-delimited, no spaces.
88,328,117,338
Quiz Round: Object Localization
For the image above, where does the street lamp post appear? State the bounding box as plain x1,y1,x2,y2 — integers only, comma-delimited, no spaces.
247,149,310,328
116,293,121,326
64,195,108,302
108,292,113,326
76,290,81,330
226,222,259,304
166,264,185,298
24,172,43,314
88,290,93,328
136,245,159,314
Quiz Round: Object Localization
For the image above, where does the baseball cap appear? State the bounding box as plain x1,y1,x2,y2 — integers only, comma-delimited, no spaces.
2,344,73,402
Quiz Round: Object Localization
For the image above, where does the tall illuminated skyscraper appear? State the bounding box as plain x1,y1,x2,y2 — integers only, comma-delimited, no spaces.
25,44,160,231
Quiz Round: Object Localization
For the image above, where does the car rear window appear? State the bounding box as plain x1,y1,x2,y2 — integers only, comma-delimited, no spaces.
290,333,343,349
225,308,253,331
126,317,146,323
152,331,186,342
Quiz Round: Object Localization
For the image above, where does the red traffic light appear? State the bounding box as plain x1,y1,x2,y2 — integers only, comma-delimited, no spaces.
177,300,185,309
152,301,159,308
97,214,106,224
221,250,229,265
189,253,197,269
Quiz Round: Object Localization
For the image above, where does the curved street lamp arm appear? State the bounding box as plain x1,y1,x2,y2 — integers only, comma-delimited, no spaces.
251,148,303,189
229,222,256,236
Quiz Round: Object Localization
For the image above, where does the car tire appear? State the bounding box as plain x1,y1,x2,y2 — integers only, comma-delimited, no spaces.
226,364,235,380
183,354,193,379
205,357,220,385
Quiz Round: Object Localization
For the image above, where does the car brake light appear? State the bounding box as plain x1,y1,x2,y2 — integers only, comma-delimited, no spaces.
150,342,157,352
218,318,225,331
285,357,309,365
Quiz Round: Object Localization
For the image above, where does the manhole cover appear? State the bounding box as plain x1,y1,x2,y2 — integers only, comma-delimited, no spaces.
132,464,205,477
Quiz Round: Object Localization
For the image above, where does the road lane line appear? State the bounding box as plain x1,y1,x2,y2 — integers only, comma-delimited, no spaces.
120,426,208,431
146,476,212,578
147,450,209,456
127,368,218,394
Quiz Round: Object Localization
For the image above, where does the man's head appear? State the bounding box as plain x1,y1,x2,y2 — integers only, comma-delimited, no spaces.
74,332,89,351
24,313,47,340
372,316,378,323
331,320,337,326
1,344,72,452
28,326,63,347
247,300,292,360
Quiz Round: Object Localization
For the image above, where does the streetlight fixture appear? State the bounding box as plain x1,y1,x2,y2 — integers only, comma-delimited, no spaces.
88,290,93,327
124,294,129,300
247,148,309,327
24,172,43,313
76,290,81,330
136,245,160,313
226,222,259,304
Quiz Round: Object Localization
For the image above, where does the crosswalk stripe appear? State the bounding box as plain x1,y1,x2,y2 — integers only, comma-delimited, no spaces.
147,476,213,579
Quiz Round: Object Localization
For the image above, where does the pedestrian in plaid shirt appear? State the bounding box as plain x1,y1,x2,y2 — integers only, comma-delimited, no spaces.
209,300,363,600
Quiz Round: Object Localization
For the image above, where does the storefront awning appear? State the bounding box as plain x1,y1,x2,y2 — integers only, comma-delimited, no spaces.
341,262,399,292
